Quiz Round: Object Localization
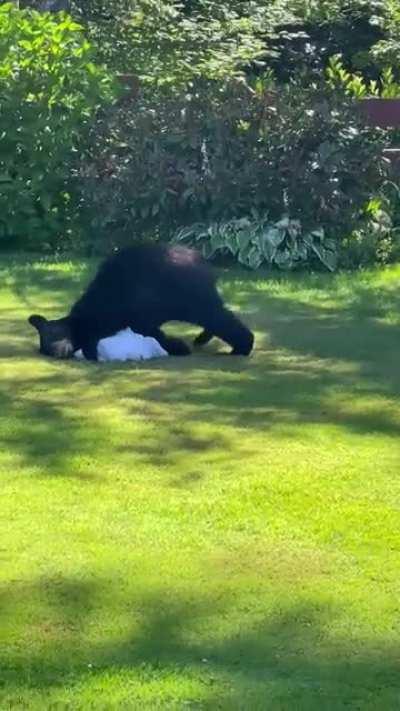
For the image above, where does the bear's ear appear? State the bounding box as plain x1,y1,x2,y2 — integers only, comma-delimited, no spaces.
28,314,47,331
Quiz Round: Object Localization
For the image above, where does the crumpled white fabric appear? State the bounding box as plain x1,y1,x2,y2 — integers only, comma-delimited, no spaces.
74,327,168,362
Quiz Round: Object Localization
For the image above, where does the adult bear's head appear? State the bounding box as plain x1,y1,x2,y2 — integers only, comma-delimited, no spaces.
28,314,74,359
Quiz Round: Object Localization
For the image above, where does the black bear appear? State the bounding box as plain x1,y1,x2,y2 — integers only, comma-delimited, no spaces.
29,243,254,360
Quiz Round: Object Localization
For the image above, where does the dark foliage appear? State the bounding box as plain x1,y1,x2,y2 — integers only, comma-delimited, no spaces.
80,80,389,249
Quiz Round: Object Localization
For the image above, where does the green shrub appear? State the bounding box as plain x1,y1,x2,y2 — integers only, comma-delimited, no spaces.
67,0,387,82
327,56,400,98
5,0,396,268
174,214,338,271
370,0,400,75
80,79,390,258
173,199,400,272
68,0,265,87
257,0,385,81
0,4,113,249
341,198,400,268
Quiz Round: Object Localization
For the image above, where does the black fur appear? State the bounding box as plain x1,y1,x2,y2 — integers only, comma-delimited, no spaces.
29,244,254,360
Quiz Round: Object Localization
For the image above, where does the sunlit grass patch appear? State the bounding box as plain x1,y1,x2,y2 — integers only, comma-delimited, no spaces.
1,255,400,709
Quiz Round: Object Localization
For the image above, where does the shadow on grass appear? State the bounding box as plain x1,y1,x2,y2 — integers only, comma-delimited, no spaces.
1,261,400,479
1,262,400,705
0,575,399,706
1,345,399,483
0,385,107,480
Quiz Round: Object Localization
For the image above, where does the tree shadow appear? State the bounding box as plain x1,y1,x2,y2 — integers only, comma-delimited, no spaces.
115,269,400,442
0,380,107,480
1,575,399,707
1,259,400,481
118,423,234,470
2,261,400,705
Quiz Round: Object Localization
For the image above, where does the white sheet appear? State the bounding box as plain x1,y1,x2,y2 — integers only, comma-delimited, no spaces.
74,328,168,362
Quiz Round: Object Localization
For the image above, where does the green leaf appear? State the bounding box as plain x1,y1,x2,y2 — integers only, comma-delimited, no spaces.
247,245,263,269
202,241,217,259
236,230,252,250
310,228,325,239
309,238,338,272
273,248,293,270
258,226,285,262
275,216,290,230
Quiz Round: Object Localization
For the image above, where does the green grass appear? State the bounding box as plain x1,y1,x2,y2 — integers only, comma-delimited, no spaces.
1,254,400,710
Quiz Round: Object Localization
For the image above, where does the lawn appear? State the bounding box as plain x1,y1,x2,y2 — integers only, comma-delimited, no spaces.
1,253,400,710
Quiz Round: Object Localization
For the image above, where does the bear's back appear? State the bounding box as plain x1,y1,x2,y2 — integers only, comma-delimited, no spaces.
70,243,217,320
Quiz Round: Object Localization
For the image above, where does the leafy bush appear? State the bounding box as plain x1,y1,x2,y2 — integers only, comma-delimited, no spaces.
21,0,399,85
174,214,338,271
173,199,400,272
0,4,113,248
67,0,265,88
327,56,400,98
258,0,386,81
5,0,397,269
67,0,387,82
370,0,400,75
80,79,390,256
341,195,400,267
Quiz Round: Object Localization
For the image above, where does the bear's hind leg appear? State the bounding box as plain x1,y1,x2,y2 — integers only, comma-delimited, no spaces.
142,326,191,356
193,329,213,347
160,333,191,356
